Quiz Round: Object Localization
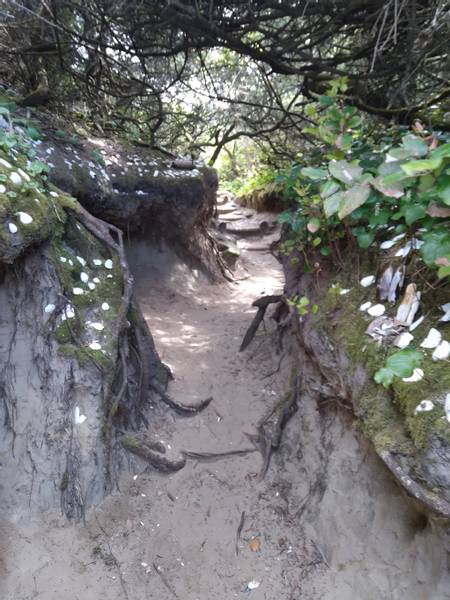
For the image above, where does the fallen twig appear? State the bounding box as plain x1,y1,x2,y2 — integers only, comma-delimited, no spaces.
235,510,246,556
239,294,283,352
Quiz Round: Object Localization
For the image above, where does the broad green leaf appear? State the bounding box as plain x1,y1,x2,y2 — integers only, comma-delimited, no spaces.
323,191,342,217
319,95,334,106
404,204,426,225
429,142,450,160
401,134,428,157
369,208,391,226
374,367,394,388
385,349,423,378
389,147,415,160
436,175,450,205
307,218,321,233
338,183,370,219
420,230,450,266
371,175,404,198
401,156,443,176
347,115,361,128
438,265,450,278
301,166,328,180
26,126,42,141
329,160,362,184
418,174,435,192
320,180,340,199
356,231,375,249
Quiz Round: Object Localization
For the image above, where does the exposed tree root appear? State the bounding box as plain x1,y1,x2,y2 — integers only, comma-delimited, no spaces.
239,294,284,351
149,379,213,415
249,372,298,480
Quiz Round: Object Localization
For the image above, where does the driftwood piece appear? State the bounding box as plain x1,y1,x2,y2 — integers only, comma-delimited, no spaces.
239,294,283,352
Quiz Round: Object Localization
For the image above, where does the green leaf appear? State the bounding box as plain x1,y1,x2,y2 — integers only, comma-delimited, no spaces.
438,265,450,278
301,166,328,180
329,160,362,184
26,126,42,141
404,204,426,225
401,156,443,176
320,180,340,199
371,175,404,198
356,230,375,249
421,230,450,266
374,368,394,388
319,95,334,106
323,191,342,217
307,218,321,233
401,134,428,157
338,183,370,219
385,349,423,378
429,142,450,160
436,175,450,205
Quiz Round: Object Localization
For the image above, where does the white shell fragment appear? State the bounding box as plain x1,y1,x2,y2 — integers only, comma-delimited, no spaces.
101,302,110,311
17,211,33,224
9,172,22,185
360,301,372,312
74,406,87,424
93,277,100,283
409,316,425,331
89,341,102,350
18,168,30,181
444,394,450,423
394,332,414,349
88,282,96,290
62,305,75,320
76,256,86,266
339,288,351,295
367,304,386,317
432,340,450,361
60,256,67,263
420,328,442,349
50,191,59,197
104,259,113,269
80,272,89,283
380,240,396,250
44,303,56,314
440,303,450,322
73,287,84,295
402,368,424,383
415,400,434,413
90,322,104,331
0,158,12,169
247,580,260,590
93,259,102,266
360,275,375,287
8,222,18,234
0,184,6,193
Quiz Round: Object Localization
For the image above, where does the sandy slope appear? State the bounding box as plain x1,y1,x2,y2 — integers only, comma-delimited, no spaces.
1,201,449,599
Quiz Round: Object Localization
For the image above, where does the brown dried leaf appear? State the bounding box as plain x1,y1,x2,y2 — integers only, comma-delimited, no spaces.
426,202,450,218
249,538,261,552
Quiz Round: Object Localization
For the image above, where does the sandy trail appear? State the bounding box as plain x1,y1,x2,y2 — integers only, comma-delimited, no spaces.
2,199,450,599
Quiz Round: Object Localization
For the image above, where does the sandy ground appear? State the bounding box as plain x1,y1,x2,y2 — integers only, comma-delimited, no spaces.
1,199,450,599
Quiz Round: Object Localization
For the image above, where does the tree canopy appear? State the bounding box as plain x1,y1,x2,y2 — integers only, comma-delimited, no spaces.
0,1,449,160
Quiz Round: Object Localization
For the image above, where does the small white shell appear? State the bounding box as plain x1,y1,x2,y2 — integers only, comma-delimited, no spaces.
367,304,386,317
101,302,110,311
444,393,450,423
360,302,372,311
93,259,102,266
90,322,104,331
88,282,96,290
360,275,375,287
93,277,100,283
60,256,67,263
44,303,56,314
73,287,84,295
432,340,450,361
380,240,396,250
247,581,260,590
76,256,86,266
339,288,351,295
9,172,22,185
74,406,87,424
17,211,33,224
18,168,30,181
420,328,442,349
0,158,12,169
415,400,434,413
402,368,424,383
0,184,6,193
8,222,18,234
50,191,59,197
80,272,89,283
394,332,414,349
89,341,102,350
104,259,113,269
409,316,425,331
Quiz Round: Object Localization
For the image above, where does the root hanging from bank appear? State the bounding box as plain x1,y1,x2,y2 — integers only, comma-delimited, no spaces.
239,294,284,352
